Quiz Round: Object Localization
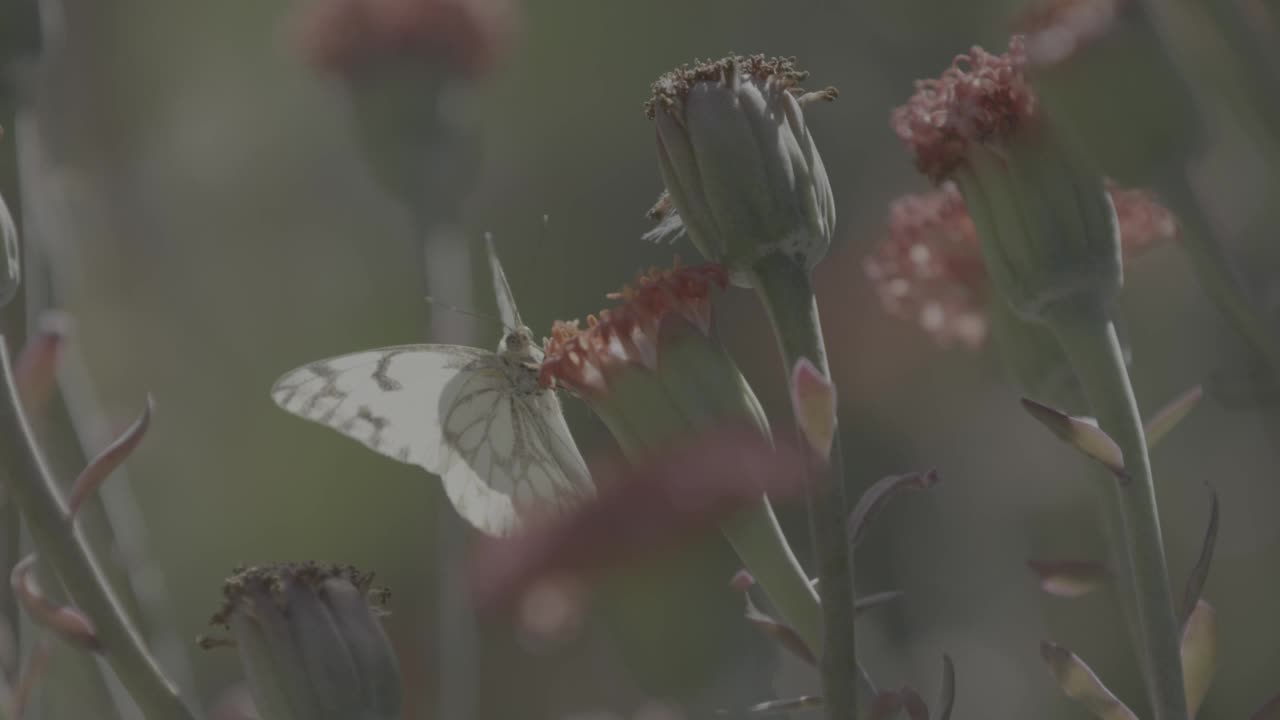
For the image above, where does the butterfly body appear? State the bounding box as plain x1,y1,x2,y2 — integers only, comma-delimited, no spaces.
271,240,593,536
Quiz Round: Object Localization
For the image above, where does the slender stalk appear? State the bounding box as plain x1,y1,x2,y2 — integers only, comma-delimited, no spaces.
1159,175,1280,379
0,340,195,720
750,252,859,720
1045,298,1187,720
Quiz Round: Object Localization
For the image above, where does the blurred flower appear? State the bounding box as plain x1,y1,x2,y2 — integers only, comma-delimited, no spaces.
892,37,1120,323
468,427,809,605
645,56,837,287
296,0,516,79
864,181,1176,348
206,563,402,720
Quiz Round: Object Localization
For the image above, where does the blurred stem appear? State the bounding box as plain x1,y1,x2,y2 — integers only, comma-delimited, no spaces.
1159,175,1280,379
1045,297,1187,720
0,341,195,720
750,252,859,720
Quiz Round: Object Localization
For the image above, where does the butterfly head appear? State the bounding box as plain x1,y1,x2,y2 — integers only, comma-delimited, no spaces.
499,325,543,363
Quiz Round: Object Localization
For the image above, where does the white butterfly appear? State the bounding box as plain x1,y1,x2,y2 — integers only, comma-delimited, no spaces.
271,237,594,536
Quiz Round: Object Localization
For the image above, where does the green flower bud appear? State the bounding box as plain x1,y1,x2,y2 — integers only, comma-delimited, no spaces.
892,37,1121,323
645,56,837,287
207,563,402,720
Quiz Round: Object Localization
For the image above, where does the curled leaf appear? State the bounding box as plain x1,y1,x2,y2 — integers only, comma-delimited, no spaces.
1039,641,1137,719
1181,488,1219,626
849,470,940,546
10,555,100,652
13,313,71,419
1020,398,1128,481
790,358,837,461
1180,599,1216,717
1027,559,1109,598
67,394,154,516
938,654,956,720
1144,385,1203,449
743,592,815,665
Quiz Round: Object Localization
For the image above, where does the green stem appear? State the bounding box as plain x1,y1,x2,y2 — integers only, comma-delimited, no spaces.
1160,176,1280,379
1045,298,1187,720
0,95,25,684
0,341,195,720
751,252,859,720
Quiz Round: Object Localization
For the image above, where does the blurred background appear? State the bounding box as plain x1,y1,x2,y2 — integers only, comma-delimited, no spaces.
3,0,1280,717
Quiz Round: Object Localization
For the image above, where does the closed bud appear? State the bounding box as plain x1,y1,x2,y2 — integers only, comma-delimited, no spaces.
645,56,836,287
207,563,403,720
893,37,1121,323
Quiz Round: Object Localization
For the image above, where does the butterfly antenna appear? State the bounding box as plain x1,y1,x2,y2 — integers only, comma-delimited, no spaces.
423,296,512,332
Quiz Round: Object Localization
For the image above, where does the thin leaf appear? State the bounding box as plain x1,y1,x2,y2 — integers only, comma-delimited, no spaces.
938,654,956,720
849,470,940,546
67,395,153,516
856,590,904,616
790,358,837,461
10,639,52,719
1020,398,1128,481
899,688,929,720
1180,599,1216,717
743,593,815,665
723,695,824,715
1040,641,1137,719
12,313,70,419
1144,385,1203,449
1027,559,1109,598
1181,488,1219,626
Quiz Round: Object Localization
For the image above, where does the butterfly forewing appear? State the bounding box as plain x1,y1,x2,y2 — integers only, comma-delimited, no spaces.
272,343,593,536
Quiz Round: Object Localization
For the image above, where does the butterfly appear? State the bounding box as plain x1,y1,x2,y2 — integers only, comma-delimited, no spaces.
271,237,594,536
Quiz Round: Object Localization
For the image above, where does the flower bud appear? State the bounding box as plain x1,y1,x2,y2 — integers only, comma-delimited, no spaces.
892,37,1121,323
207,563,403,720
646,56,837,287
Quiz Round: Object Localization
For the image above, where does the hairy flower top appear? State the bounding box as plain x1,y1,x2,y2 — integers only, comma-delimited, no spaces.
645,54,828,118
865,182,1176,348
297,0,514,78
539,262,728,395
209,562,384,626
891,37,1037,183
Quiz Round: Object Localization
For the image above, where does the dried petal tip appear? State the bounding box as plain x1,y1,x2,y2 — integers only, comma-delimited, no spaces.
891,37,1035,183
1018,0,1126,67
645,54,815,119
296,0,515,79
539,263,728,394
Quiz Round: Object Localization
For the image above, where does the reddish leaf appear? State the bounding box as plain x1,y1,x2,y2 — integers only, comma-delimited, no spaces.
1040,641,1136,719
67,395,153,516
791,358,836,461
1027,559,1109,598
848,470,940,546
1021,398,1128,481
1181,599,1216,716
10,555,99,652
1144,385,1202,449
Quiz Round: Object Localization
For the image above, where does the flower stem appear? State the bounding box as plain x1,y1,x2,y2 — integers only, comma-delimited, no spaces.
751,252,859,720
1044,297,1187,720
0,340,195,720
1160,175,1280,379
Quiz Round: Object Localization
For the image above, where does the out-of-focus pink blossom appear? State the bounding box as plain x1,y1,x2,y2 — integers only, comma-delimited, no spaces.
468,427,809,608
